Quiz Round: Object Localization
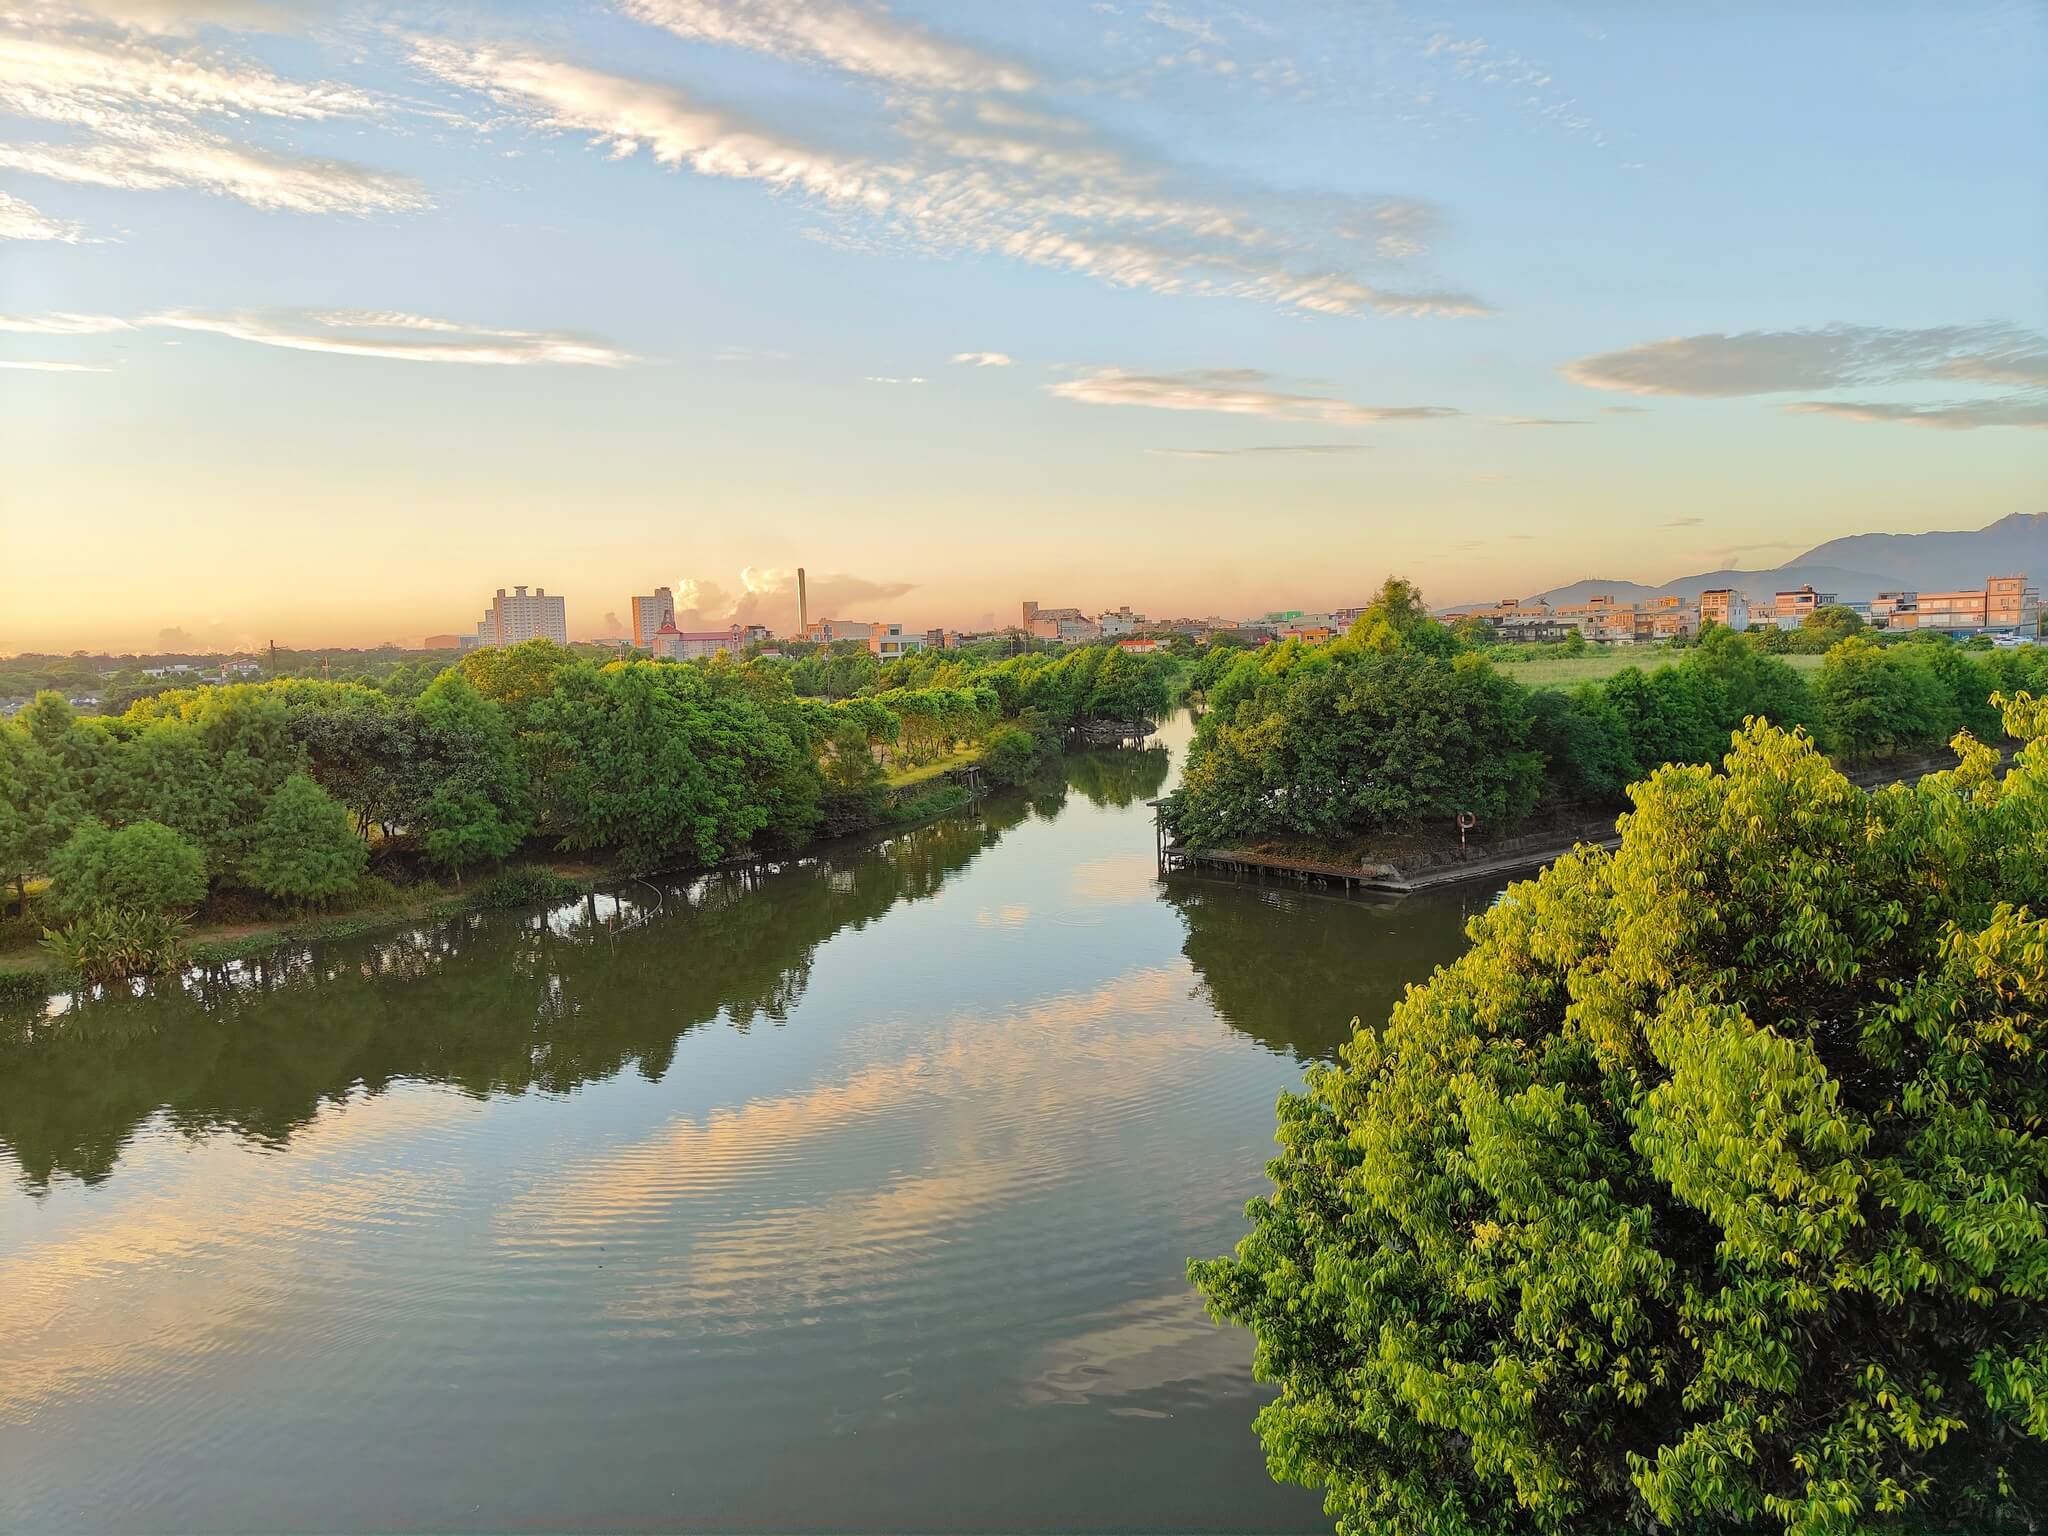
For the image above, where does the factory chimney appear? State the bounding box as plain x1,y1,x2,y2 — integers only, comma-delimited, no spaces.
797,567,808,637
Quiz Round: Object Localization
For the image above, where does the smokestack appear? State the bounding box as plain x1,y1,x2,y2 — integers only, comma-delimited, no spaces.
797,567,808,636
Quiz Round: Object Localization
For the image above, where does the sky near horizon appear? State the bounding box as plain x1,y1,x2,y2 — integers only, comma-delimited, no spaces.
1,1,2045,653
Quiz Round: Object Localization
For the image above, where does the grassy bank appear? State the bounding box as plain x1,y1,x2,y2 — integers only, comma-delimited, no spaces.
882,745,982,789
1499,648,1825,688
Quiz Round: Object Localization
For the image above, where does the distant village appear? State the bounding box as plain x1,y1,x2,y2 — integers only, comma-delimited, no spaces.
1442,573,2041,646
7,566,2037,722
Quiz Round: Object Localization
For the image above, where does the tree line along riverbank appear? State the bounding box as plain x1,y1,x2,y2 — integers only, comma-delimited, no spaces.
1163,578,2048,862
0,637,1178,991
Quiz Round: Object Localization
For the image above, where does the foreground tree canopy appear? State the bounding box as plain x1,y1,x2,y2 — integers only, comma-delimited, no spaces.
1194,696,2048,1536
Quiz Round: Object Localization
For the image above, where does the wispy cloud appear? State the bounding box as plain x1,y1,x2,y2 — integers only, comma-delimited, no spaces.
1563,322,2048,431
414,29,1489,322
714,343,790,362
1146,443,1364,457
0,189,88,241
1662,516,1704,527
0,312,132,333
0,26,376,123
621,0,1035,92
55,0,321,37
0,136,426,214
0,17,424,215
1784,397,2048,431
412,40,891,206
143,308,635,365
1494,414,1586,426
952,350,1013,367
1049,366,1456,425
1563,323,2048,396
863,373,925,384
0,358,112,372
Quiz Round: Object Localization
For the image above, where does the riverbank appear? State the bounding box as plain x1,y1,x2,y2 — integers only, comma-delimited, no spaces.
0,747,1015,1006
1163,743,1990,896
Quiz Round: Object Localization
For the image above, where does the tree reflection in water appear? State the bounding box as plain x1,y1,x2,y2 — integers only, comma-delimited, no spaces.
1160,874,1482,1064
0,794,1034,1191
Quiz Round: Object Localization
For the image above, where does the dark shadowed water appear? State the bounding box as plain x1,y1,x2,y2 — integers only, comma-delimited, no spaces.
0,714,1490,1535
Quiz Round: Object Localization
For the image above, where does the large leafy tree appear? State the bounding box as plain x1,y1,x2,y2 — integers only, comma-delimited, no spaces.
1815,634,1949,759
1171,640,1543,848
1193,702,2048,1536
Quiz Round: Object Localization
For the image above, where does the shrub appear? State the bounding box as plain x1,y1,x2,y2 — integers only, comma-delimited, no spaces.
40,905,191,984
885,783,971,824
0,967,60,1005
477,866,583,909
49,819,209,918
980,725,1049,787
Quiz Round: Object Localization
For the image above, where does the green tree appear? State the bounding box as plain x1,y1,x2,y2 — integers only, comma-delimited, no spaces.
1797,603,1866,649
48,819,209,917
1194,703,2048,1536
240,771,368,904
1348,576,1459,657
419,788,520,882
1815,634,1947,758
0,716,75,914
1170,642,1542,847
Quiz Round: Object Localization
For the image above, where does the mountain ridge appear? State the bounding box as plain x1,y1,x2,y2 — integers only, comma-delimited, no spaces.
1501,512,2046,609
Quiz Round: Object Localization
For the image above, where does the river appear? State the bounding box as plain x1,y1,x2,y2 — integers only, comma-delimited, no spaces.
0,713,1492,1534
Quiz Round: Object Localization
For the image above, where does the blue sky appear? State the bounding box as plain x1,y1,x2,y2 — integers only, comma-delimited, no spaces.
1,0,2043,650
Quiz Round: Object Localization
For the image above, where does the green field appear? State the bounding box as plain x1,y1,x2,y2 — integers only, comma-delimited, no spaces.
882,746,982,789
1498,648,1825,690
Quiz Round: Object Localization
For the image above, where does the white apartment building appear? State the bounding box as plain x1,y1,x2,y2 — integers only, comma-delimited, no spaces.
867,622,926,660
631,587,676,649
1096,606,1147,636
474,585,568,647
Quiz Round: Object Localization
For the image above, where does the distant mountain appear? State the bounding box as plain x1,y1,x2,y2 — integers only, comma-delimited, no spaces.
1793,512,2048,589
1516,512,2046,607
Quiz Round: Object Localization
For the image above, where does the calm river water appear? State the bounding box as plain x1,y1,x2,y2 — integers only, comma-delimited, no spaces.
0,714,1491,1535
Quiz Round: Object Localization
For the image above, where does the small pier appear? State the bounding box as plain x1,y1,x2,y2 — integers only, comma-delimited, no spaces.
1150,800,1623,895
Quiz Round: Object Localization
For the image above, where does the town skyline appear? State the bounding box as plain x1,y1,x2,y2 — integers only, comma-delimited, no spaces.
3,2,2045,653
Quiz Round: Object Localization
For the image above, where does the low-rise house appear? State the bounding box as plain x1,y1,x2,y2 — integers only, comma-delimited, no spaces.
1698,589,1749,631
1771,585,1834,629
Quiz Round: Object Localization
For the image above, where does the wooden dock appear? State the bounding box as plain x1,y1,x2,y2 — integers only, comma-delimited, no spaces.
1148,800,1622,895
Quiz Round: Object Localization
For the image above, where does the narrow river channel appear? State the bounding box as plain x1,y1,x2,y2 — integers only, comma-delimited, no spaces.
0,713,1494,1534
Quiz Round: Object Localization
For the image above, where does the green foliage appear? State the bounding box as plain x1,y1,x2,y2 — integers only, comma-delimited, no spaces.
0,966,60,1004
1816,634,1949,759
240,772,369,904
1800,602,1866,646
420,788,520,877
980,724,1053,787
1170,637,1543,847
476,866,584,909
48,819,209,917
1348,575,1461,657
41,904,191,984
1193,699,2048,1536
529,660,819,868
885,782,972,824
